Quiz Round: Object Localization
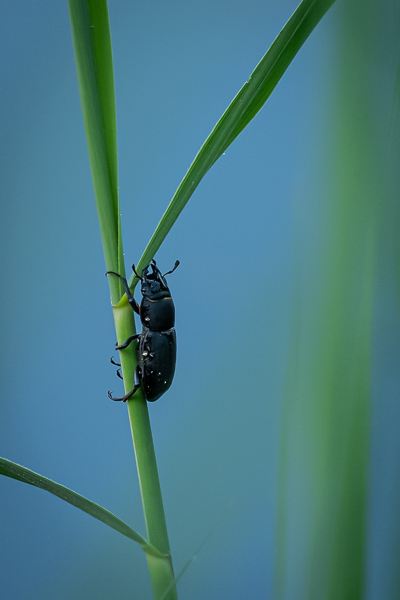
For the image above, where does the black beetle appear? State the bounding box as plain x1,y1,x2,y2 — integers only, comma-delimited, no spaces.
106,259,179,402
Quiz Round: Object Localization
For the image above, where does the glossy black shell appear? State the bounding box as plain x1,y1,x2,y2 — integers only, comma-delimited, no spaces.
138,328,176,402
139,264,175,331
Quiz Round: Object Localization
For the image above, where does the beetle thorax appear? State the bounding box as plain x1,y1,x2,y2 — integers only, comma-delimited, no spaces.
140,295,175,331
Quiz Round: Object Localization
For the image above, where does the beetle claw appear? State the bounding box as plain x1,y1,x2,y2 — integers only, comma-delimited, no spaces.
108,386,139,402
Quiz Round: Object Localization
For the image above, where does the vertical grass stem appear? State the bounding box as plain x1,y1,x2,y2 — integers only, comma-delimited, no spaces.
112,300,177,599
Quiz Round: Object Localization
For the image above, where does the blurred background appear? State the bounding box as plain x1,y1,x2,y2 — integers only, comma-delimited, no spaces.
1,0,399,598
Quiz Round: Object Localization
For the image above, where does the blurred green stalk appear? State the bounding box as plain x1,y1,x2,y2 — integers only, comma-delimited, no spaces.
274,0,382,598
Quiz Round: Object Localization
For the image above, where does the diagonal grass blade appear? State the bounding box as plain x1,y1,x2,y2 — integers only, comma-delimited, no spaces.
0,457,165,558
132,0,336,284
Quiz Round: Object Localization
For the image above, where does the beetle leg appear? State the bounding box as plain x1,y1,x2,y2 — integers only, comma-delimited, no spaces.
134,366,141,387
106,271,140,315
108,384,140,402
116,369,123,380
115,334,140,350
128,298,140,315
108,366,141,402
110,356,121,367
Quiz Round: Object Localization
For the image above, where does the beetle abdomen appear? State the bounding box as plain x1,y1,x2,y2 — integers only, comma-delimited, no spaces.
139,328,177,402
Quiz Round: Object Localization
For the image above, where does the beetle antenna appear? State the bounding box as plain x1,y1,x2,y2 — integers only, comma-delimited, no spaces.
131,264,142,280
163,260,180,277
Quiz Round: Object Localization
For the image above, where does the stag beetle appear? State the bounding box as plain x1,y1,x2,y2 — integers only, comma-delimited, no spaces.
106,259,179,402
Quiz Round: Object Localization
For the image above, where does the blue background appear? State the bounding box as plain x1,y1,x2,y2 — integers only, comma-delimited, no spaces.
1,1,400,599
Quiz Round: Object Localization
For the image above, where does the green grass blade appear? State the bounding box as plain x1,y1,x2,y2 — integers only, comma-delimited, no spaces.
274,1,382,597
132,0,336,283
68,0,124,303
68,5,178,595
0,457,164,558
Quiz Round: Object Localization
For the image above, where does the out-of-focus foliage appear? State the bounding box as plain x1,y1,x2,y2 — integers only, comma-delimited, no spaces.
274,0,400,598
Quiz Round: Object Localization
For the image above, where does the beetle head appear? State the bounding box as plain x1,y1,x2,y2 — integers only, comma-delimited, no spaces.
140,261,170,299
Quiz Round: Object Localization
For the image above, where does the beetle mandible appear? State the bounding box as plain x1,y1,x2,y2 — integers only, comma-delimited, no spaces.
106,259,179,402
